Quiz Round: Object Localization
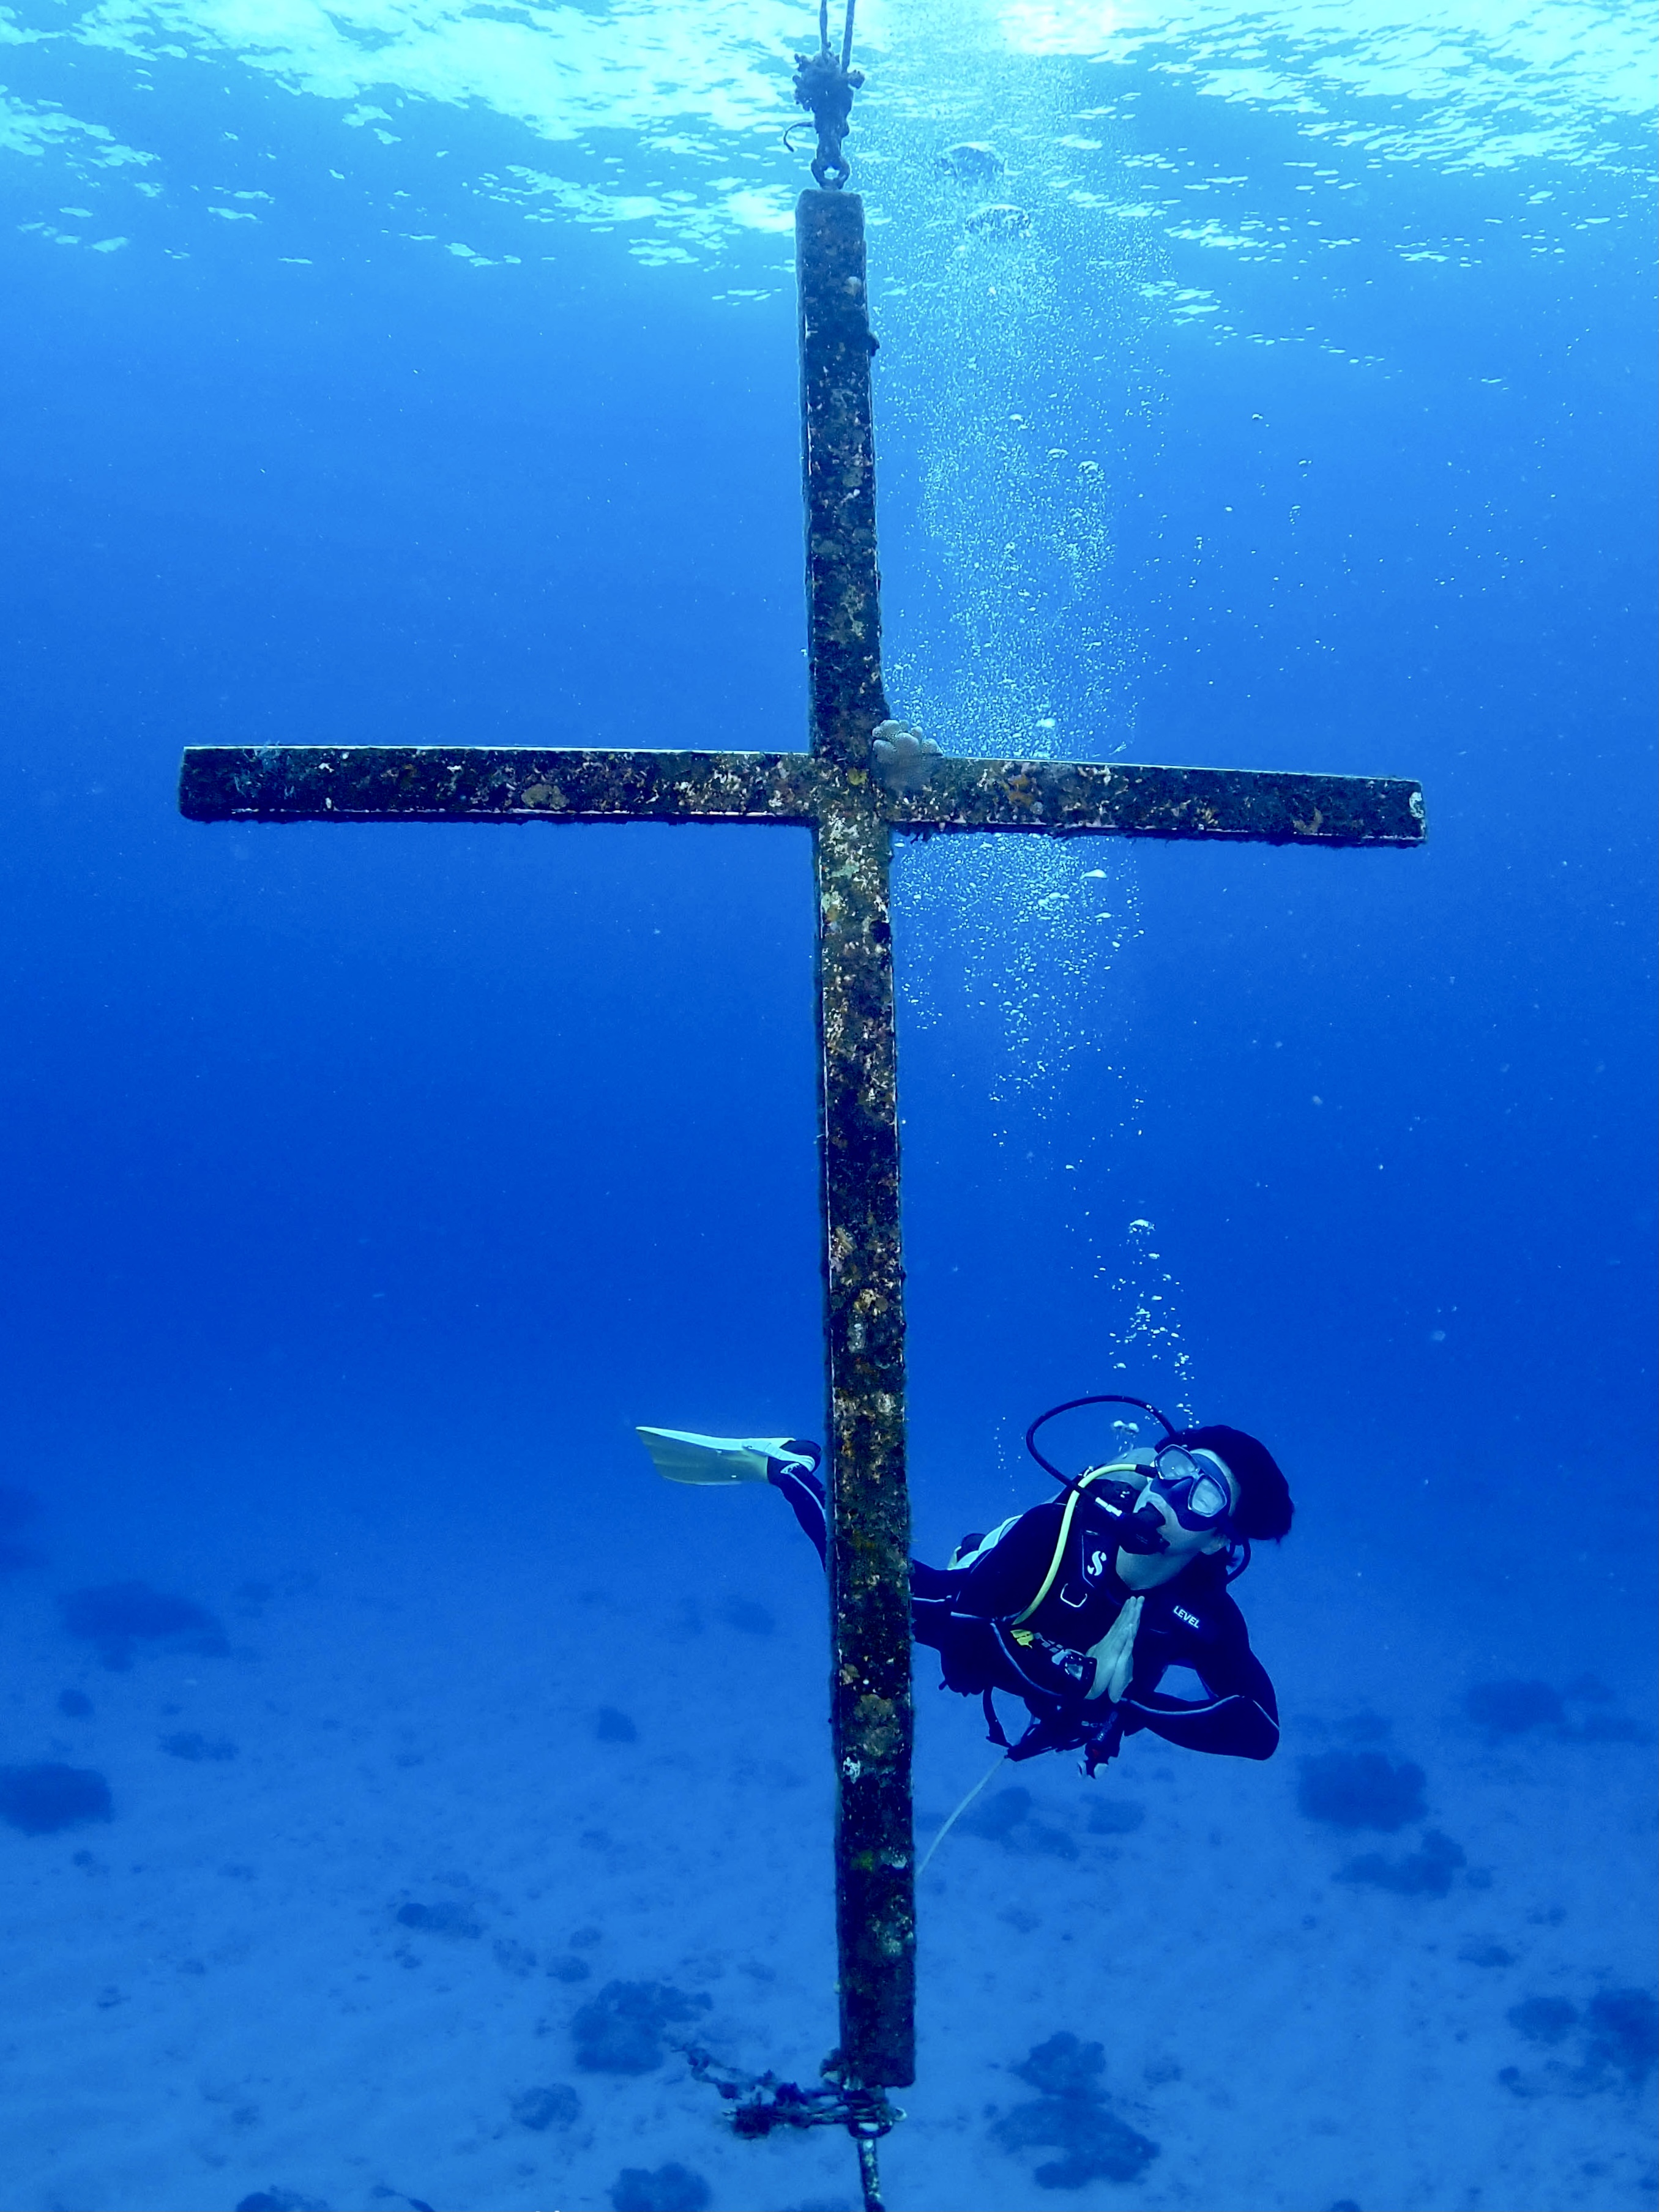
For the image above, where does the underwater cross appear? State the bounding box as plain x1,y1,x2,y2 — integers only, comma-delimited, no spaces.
179,188,1423,2185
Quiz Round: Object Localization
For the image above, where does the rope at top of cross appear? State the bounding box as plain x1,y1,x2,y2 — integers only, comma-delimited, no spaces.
793,0,862,187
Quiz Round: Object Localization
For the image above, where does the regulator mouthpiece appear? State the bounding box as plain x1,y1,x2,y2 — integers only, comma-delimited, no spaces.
1087,1477,1170,1555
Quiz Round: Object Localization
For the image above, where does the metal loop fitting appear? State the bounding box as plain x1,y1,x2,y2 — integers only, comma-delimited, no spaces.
792,0,862,188
792,45,863,187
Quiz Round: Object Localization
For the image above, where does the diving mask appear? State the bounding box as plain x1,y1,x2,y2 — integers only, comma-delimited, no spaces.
1143,1445,1236,1532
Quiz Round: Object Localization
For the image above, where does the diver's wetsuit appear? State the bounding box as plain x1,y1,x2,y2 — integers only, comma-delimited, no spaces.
767,1461,1278,1764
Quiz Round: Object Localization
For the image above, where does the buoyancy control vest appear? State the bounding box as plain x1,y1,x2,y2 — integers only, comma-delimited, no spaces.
1004,1460,1149,1648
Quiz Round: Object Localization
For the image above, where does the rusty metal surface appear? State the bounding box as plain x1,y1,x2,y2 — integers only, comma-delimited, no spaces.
799,189,917,2094
815,795,915,2091
180,743,1426,848
178,746,826,823
884,756,1427,846
798,190,890,772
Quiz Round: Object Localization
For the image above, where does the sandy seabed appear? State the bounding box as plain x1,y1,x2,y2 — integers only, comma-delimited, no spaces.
0,1482,1653,2212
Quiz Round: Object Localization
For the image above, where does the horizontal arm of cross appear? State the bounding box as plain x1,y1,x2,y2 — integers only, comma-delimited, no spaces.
882,754,1425,844
179,747,1425,847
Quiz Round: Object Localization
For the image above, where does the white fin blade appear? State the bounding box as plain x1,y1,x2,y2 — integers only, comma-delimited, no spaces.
636,1426,786,1485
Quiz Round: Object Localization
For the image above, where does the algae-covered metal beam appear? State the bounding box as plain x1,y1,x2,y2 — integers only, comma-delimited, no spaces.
177,746,827,824
797,187,917,2100
180,745,1426,849
798,187,890,775
881,757,1426,846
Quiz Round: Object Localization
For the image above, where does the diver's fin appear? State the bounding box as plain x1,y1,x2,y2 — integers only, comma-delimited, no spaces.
637,1426,812,1486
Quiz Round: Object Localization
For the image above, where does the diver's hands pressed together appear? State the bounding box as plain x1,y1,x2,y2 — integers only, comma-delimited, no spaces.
1084,1593,1143,1702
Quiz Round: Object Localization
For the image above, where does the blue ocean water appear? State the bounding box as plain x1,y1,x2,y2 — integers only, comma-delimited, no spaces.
1,0,1654,2205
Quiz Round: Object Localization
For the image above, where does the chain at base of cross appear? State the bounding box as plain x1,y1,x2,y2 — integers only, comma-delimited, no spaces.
682,2044,901,2211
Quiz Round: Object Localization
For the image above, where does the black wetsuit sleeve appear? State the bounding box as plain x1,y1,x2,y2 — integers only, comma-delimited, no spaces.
1120,1592,1279,1760
767,1461,827,1568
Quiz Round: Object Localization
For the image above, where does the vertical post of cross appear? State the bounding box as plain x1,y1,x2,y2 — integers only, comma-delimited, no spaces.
797,186,917,2096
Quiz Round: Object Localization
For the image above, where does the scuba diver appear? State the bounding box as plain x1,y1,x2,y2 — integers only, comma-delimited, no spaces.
638,1395,1291,1773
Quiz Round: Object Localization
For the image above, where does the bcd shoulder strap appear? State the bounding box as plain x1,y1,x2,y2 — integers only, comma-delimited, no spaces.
1009,1461,1138,1628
